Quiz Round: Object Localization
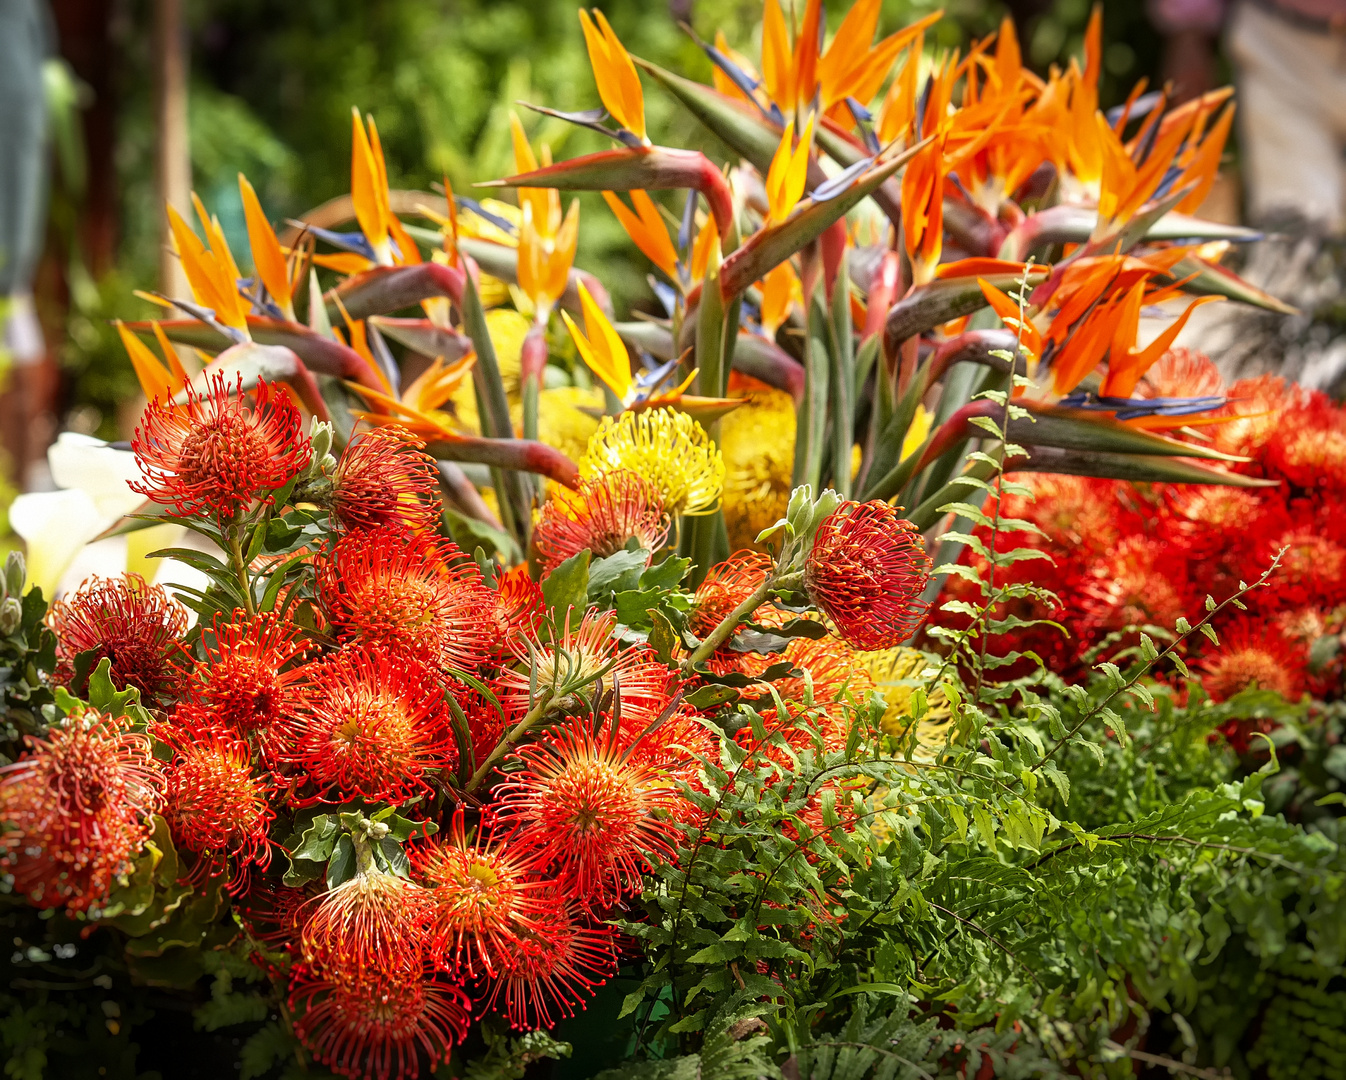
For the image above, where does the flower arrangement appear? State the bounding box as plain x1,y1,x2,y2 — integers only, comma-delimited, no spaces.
7,2,1346,1078
933,352,1346,744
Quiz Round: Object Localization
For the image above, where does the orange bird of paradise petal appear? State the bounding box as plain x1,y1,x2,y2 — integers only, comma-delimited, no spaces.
238,173,295,321
603,190,679,282
764,114,816,226
579,8,647,144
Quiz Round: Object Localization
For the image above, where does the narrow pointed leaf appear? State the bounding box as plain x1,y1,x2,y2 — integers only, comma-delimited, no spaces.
325,263,466,322
1015,446,1278,487
885,270,1047,344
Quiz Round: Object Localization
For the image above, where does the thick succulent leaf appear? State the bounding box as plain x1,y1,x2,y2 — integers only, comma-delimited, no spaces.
1161,255,1298,314
732,332,806,404
424,436,579,488
129,317,383,391
368,317,474,362
480,146,733,236
885,270,1048,344
720,143,924,301
325,263,465,322
1013,446,1277,487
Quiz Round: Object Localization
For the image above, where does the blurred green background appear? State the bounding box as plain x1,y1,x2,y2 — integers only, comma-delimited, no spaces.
36,0,1167,442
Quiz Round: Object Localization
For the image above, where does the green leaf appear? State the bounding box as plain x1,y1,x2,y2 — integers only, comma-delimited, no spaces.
292,814,338,863
685,684,741,710
542,550,591,627
239,1022,296,1080
641,555,691,592
588,549,649,599
326,835,356,889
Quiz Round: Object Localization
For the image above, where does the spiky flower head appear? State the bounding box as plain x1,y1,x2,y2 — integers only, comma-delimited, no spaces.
131,372,311,521
414,813,549,978
533,469,670,573
1200,620,1305,704
580,408,724,517
329,426,444,534
691,550,774,638
492,715,681,905
492,564,544,645
158,714,273,871
318,527,499,673
804,501,931,651
1082,534,1191,634
1265,392,1346,490
495,610,671,727
189,610,310,759
484,894,618,1030
290,972,469,1080
0,709,164,911
48,574,187,706
300,863,434,983
285,646,456,805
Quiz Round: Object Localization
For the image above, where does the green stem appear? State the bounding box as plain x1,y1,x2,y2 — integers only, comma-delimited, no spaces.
680,576,774,674
466,686,555,792
226,526,256,618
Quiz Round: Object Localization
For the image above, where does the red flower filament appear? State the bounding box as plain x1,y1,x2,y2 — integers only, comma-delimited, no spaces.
534,469,670,573
300,867,433,983
131,372,311,521
330,426,444,534
805,501,931,651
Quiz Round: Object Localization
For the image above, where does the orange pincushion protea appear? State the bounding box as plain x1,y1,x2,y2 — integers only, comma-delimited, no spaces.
483,894,618,1030
1081,534,1191,634
492,564,544,644
690,550,775,638
533,469,670,573
1211,374,1296,458
414,813,550,978
330,426,444,534
1265,393,1346,490
158,714,273,874
1137,347,1224,400
131,373,311,520
300,866,434,982
48,574,187,705
189,610,311,758
1200,620,1306,705
285,646,456,805
805,501,931,651
0,709,164,911
492,715,681,905
318,527,500,673
290,971,469,1080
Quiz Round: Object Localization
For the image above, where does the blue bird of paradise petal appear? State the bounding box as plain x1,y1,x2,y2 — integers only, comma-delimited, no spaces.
454,195,518,236
846,98,881,155
693,35,785,127
1060,391,1227,421
812,157,873,202
291,223,378,261
650,278,680,318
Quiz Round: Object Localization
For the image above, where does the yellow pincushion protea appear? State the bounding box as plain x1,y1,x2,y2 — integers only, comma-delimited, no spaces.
580,407,724,516
536,386,604,464
719,385,795,549
866,647,953,758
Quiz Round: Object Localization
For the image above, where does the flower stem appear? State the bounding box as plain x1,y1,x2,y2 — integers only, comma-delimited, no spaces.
466,686,555,793
680,575,774,674
226,523,256,617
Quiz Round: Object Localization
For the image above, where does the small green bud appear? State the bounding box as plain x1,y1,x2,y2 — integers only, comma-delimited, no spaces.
4,550,25,597
0,597,21,636
309,418,334,465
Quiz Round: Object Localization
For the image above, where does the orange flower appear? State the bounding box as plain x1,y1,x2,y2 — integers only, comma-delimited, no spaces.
764,114,816,226
533,469,670,573
578,8,646,144
512,113,580,317
602,189,679,281
239,172,299,321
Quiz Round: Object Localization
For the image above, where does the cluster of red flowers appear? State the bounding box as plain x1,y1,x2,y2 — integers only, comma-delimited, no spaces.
1,376,932,1079
934,351,1346,731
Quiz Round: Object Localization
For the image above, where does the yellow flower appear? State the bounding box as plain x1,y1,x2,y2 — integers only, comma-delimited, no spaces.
865,647,952,757
764,114,815,226
719,385,795,549
537,385,605,464
581,407,724,516
578,8,647,144
900,404,933,462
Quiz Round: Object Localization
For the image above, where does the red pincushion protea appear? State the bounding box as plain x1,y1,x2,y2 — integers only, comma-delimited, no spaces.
414,813,550,978
285,647,456,805
318,527,499,673
997,474,1134,559
158,715,273,875
1080,534,1192,636
691,550,775,638
533,469,670,573
131,372,311,521
290,971,469,1080
1200,619,1306,705
491,715,681,905
804,501,931,651
493,564,544,645
300,866,434,982
0,709,164,911
1264,391,1346,490
48,574,187,705
1211,374,1297,458
330,426,443,534
495,610,671,728
483,895,618,1030
1264,508,1346,609
190,610,311,759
